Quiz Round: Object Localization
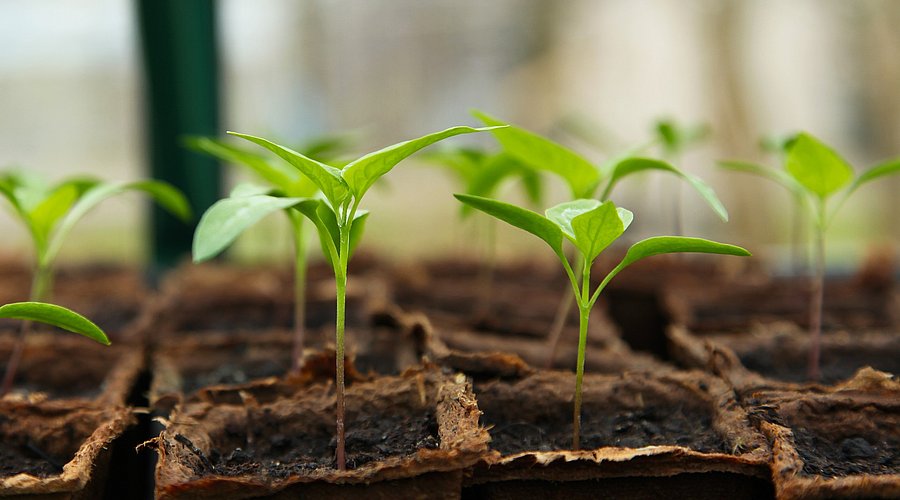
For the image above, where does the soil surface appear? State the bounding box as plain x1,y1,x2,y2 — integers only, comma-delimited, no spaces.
792,427,900,477
0,442,65,478
199,411,439,475
737,344,900,384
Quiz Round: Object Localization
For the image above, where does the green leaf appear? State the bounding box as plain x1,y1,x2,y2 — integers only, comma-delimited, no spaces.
229,132,349,206
847,158,900,196
454,194,564,259
193,194,311,262
570,202,632,263
472,110,600,198
717,160,804,198
785,132,853,200
42,180,192,267
342,125,500,200
28,183,80,248
229,182,275,197
654,119,709,154
0,302,109,345
616,236,750,275
184,136,300,190
545,199,602,242
298,201,368,267
603,157,729,221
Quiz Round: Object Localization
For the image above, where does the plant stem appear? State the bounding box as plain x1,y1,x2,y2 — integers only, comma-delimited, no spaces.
1,262,52,397
289,215,308,374
807,213,826,381
572,258,591,450
334,225,351,471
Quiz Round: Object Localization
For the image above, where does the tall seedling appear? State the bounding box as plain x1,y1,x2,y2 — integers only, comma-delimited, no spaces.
718,132,900,380
0,172,191,394
186,135,353,372
456,194,749,448
654,118,710,235
194,125,498,469
471,112,729,365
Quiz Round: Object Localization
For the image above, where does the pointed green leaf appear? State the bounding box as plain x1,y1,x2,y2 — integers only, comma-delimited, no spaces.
229,131,348,205
613,236,750,279
229,182,275,197
717,160,804,198
193,194,315,262
785,133,853,200
43,180,191,267
603,157,729,221
0,302,109,345
545,199,602,243
847,158,900,196
28,183,80,247
185,136,299,189
454,194,564,259
342,126,500,200
570,202,631,263
473,110,601,198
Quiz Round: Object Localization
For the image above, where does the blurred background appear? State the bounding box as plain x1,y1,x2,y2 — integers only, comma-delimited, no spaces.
0,0,898,271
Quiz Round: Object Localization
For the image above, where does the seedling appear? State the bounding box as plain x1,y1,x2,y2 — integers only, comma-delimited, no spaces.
718,132,900,380
193,125,498,469
186,134,354,372
472,111,729,365
455,194,749,448
0,172,190,394
654,118,711,235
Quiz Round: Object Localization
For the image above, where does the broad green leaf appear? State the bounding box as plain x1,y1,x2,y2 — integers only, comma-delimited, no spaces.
603,158,729,221
185,136,299,189
193,195,310,262
717,160,804,197
43,180,192,266
473,110,600,198
570,202,631,263
614,236,750,278
785,133,853,200
847,158,900,196
229,182,275,197
229,132,348,205
545,199,602,242
454,194,564,259
0,302,109,345
342,126,500,200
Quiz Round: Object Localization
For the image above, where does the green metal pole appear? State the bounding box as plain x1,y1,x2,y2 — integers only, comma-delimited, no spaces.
137,0,222,273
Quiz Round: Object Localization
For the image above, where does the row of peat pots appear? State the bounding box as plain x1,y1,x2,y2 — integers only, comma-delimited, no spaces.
0,253,897,499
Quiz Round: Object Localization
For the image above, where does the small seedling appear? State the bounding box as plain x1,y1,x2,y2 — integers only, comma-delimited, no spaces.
654,118,711,235
0,172,189,395
187,134,354,372
718,132,900,380
456,194,749,449
194,125,498,470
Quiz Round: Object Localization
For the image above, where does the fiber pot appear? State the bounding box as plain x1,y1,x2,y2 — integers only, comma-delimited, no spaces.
464,367,772,499
747,369,900,499
152,366,489,499
0,402,134,499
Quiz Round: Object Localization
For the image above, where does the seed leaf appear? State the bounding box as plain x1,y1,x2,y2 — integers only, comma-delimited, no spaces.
785,132,853,200
472,110,600,198
614,236,750,277
229,131,349,206
0,302,109,345
847,158,900,196
604,157,728,221
193,194,310,262
342,126,500,200
454,194,564,259
571,202,632,263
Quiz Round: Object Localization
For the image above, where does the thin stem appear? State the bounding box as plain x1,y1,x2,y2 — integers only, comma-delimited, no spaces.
572,257,591,450
1,262,51,397
791,196,806,274
289,215,308,374
334,222,351,471
807,204,826,381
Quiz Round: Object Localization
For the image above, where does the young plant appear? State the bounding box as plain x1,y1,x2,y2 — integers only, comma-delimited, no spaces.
455,194,750,448
654,118,711,235
0,172,190,394
718,132,900,380
186,135,353,373
193,125,498,469
472,111,729,365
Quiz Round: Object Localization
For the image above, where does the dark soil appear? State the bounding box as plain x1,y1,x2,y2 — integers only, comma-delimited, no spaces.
792,427,900,477
737,343,900,384
484,403,727,456
198,410,439,476
0,442,65,478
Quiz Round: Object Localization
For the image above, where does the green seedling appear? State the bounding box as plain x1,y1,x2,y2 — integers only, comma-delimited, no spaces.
654,118,711,235
193,125,499,470
186,134,355,373
456,194,749,449
472,111,729,366
0,172,190,395
423,146,543,311
719,132,900,380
